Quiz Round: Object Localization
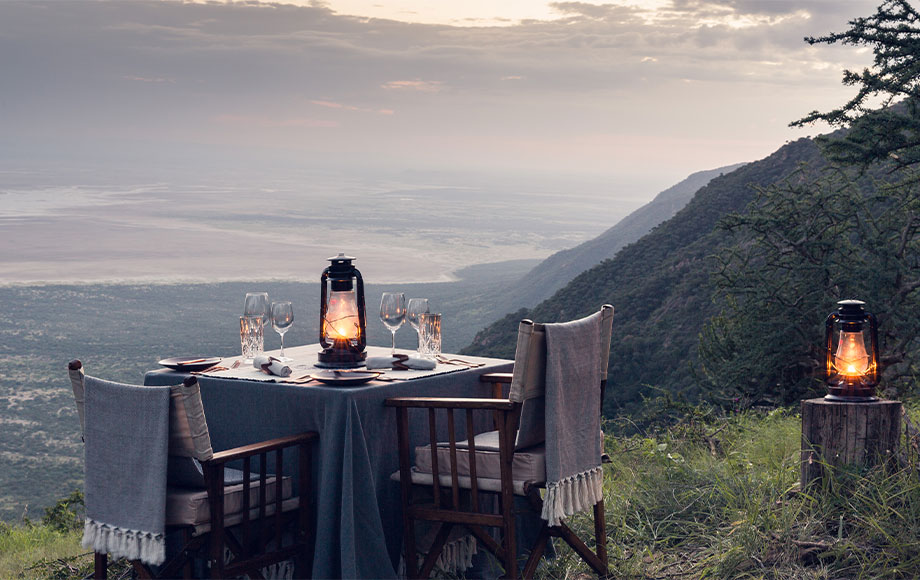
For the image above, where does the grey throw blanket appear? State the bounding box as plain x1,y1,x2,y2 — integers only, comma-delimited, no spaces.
82,377,170,565
542,311,604,526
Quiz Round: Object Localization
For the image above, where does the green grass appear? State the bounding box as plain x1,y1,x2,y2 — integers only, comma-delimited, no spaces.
7,407,920,579
537,406,920,579
0,523,87,580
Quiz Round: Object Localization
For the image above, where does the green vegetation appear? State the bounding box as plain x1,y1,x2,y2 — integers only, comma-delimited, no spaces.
538,405,920,579
6,1,920,577
792,0,920,173
1,493,87,580
0,492,134,580
702,0,920,409
0,524,86,580
501,163,745,311
465,0,920,419
7,407,920,579
700,169,920,407
464,133,831,416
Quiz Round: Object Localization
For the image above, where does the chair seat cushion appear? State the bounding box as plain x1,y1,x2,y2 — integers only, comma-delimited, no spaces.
165,475,293,526
413,430,545,485
399,467,529,496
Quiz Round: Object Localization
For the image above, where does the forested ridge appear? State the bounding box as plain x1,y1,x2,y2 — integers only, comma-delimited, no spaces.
463,138,831,414
465,0,920,418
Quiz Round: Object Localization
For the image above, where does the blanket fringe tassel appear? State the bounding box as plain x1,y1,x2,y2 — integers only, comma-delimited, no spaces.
82,518,165,565
398,534,478,577
433,534,477,574
542,466,604,527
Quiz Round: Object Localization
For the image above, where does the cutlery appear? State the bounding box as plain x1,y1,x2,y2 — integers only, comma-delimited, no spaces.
177,358,208,365
231,360,242,369
192,365,228,375
436,356,485,368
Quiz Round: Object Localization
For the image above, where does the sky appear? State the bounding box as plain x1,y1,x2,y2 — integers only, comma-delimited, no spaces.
0,0,880,196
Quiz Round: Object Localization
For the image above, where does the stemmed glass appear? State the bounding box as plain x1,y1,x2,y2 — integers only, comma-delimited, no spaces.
379,292,406,355
243,292,270,328
270,301,294,362
406,298,430,353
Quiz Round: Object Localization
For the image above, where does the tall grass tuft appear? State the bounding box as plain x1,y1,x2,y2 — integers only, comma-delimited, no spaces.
539,405,920,579
0,522,87,580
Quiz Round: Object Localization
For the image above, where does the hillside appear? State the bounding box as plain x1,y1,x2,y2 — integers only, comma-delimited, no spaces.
462,137,828,414
505,163,746,309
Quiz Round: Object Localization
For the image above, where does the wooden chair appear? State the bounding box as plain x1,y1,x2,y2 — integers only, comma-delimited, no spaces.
67,360,318,579
385,305,614,579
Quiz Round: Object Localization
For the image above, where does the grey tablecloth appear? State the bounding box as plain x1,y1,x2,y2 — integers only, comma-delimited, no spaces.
145,345,512,579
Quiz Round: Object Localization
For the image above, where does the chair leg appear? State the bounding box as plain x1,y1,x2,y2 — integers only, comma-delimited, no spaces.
524,489,609,578
419,523,454,579
403,513,420,578
500,494,517,579
130,560,155,579
521,523,551,579
93,552,107,580
554,522,608,577
182,528,194,579
594,500,608,575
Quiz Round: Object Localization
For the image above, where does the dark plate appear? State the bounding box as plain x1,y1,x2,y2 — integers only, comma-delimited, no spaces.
310,370,381,386
158,356,223,373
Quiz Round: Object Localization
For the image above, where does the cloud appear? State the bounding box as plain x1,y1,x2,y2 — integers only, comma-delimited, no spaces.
310,99,395,114
214,114,339,128
380,79,445,92
0,0,881,182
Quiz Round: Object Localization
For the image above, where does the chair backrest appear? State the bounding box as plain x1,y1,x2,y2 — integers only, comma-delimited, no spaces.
508,305,614,450
67,361,214,486
67,360,86,438
169,377,214,462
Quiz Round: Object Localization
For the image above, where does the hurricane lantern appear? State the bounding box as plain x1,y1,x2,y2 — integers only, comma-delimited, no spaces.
317,253,367,368
824,299,879,402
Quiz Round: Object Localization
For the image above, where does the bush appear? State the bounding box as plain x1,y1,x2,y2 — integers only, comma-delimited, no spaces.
41,491,84,535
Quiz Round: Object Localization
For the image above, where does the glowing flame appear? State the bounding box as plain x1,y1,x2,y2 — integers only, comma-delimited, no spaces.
834,330,869,378
324,291,360,342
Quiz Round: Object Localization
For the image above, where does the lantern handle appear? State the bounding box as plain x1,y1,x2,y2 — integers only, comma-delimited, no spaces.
867,311,880,382
824,311,838,380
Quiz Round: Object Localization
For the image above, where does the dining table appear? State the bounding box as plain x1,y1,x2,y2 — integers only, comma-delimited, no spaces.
144,343,513,579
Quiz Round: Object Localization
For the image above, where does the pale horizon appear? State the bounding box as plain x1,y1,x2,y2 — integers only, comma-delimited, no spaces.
0,0,877,188
0,0,881,284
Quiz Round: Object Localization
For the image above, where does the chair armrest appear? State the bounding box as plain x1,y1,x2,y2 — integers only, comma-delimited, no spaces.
385,396,515,411
479,372,512,384
207,431,318,465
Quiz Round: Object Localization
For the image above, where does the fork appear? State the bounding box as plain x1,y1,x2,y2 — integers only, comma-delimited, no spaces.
436,356,485,368
191,365,228,375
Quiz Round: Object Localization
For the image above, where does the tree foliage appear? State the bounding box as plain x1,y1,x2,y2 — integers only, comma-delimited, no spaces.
699,168,920,406
700,0,920,408
792,0,920,172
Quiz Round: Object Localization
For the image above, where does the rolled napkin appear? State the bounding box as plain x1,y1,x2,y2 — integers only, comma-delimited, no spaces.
365,355,437,371
252,355,292,377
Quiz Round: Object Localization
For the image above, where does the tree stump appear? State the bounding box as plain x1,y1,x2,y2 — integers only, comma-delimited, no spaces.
800,398,901,488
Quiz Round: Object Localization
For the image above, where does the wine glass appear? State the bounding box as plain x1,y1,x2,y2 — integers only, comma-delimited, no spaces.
379,292,406,355
406,298,430,353
243,292,270,329
270,301,294,362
